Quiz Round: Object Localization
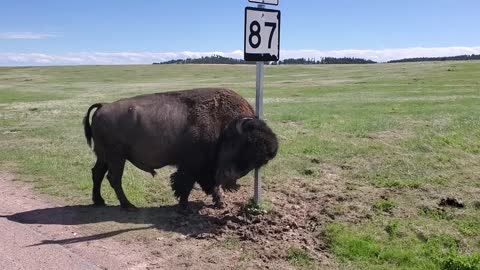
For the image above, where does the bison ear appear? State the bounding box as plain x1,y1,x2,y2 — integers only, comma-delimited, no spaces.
235,117,254,135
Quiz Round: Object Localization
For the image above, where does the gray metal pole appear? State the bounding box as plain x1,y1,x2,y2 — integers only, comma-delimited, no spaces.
254,3,265,205
255,62,264,119
254,61,264,205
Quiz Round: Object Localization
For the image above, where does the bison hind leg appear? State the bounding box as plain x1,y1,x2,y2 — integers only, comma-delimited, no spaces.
91,159,108,206
106,158,137,210
170,169,195,209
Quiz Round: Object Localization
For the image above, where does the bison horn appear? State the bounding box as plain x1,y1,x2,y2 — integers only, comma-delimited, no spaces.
236,117,254,135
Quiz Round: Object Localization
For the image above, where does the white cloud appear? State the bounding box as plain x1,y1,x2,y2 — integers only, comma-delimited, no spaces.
0,51,244,66
1,46,480,66
0,32,56,40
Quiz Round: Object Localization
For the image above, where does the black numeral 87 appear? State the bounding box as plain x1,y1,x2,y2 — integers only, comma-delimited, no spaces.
248,20,277,49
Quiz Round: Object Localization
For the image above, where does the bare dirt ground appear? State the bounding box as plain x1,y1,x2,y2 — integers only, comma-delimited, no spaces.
0,172,150,269
0,164,367,269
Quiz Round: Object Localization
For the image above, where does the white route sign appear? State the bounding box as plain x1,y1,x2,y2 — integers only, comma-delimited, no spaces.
244,7,281,62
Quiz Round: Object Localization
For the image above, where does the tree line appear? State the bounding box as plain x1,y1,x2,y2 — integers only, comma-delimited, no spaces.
153,55,376,65
275,57,376,65
388,54,480,63
153,54,480,65
153,55,253,65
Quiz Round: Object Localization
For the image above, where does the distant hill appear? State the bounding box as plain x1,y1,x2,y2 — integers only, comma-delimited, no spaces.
153,54,480,65
388,54,480,63
153,55,376,65
277,57,376,65
153,55,253,65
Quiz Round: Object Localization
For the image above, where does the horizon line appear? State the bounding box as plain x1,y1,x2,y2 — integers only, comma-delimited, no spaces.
1,46,480,66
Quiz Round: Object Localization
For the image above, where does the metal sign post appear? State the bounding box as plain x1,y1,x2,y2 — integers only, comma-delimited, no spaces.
254,44,264,204
244,1,280,205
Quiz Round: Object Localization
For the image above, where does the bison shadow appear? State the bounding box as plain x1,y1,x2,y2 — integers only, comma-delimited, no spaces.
2,202,228,246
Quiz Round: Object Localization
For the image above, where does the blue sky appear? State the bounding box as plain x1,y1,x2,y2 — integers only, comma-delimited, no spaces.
1,0,480,65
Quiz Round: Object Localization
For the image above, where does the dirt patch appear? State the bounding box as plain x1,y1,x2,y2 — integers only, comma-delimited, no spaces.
152,162,371,268
1,162,370,269
111,184,337,268
192,189,331,264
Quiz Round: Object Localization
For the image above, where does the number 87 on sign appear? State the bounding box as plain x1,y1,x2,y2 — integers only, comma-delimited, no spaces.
244,7,281,62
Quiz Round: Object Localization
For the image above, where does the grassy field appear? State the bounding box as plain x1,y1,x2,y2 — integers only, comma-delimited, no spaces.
1,62,479,269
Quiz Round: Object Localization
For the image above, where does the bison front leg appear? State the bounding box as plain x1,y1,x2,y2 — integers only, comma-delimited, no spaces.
196,177,225,208
107,158,137,210
212,186,225,209
170,169,195,210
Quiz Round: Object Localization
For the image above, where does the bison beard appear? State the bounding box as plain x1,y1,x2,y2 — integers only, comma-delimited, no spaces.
83,88,278,210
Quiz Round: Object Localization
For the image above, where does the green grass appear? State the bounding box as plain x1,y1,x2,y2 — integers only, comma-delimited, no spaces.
419,206,454,220
373,198,396,214
287,247,315,268
245,197,272,216
0,89,66,103
1,61,480,269
326,223,480,270
443,253,480,270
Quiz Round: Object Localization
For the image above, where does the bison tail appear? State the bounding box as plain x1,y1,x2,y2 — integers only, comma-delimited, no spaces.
83,103,102,148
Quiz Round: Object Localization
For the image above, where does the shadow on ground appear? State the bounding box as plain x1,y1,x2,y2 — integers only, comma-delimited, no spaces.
1,202,230,245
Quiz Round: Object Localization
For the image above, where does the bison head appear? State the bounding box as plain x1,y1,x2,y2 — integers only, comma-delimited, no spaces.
215,117,278,191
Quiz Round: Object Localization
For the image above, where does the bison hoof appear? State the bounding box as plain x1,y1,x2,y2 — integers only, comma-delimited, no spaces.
121,203,138,212
177,206,193,215
92,199,106,207
214,201,226,209
178,201,193,215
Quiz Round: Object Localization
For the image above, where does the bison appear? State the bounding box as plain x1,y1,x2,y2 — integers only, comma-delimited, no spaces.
83,88,278,210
